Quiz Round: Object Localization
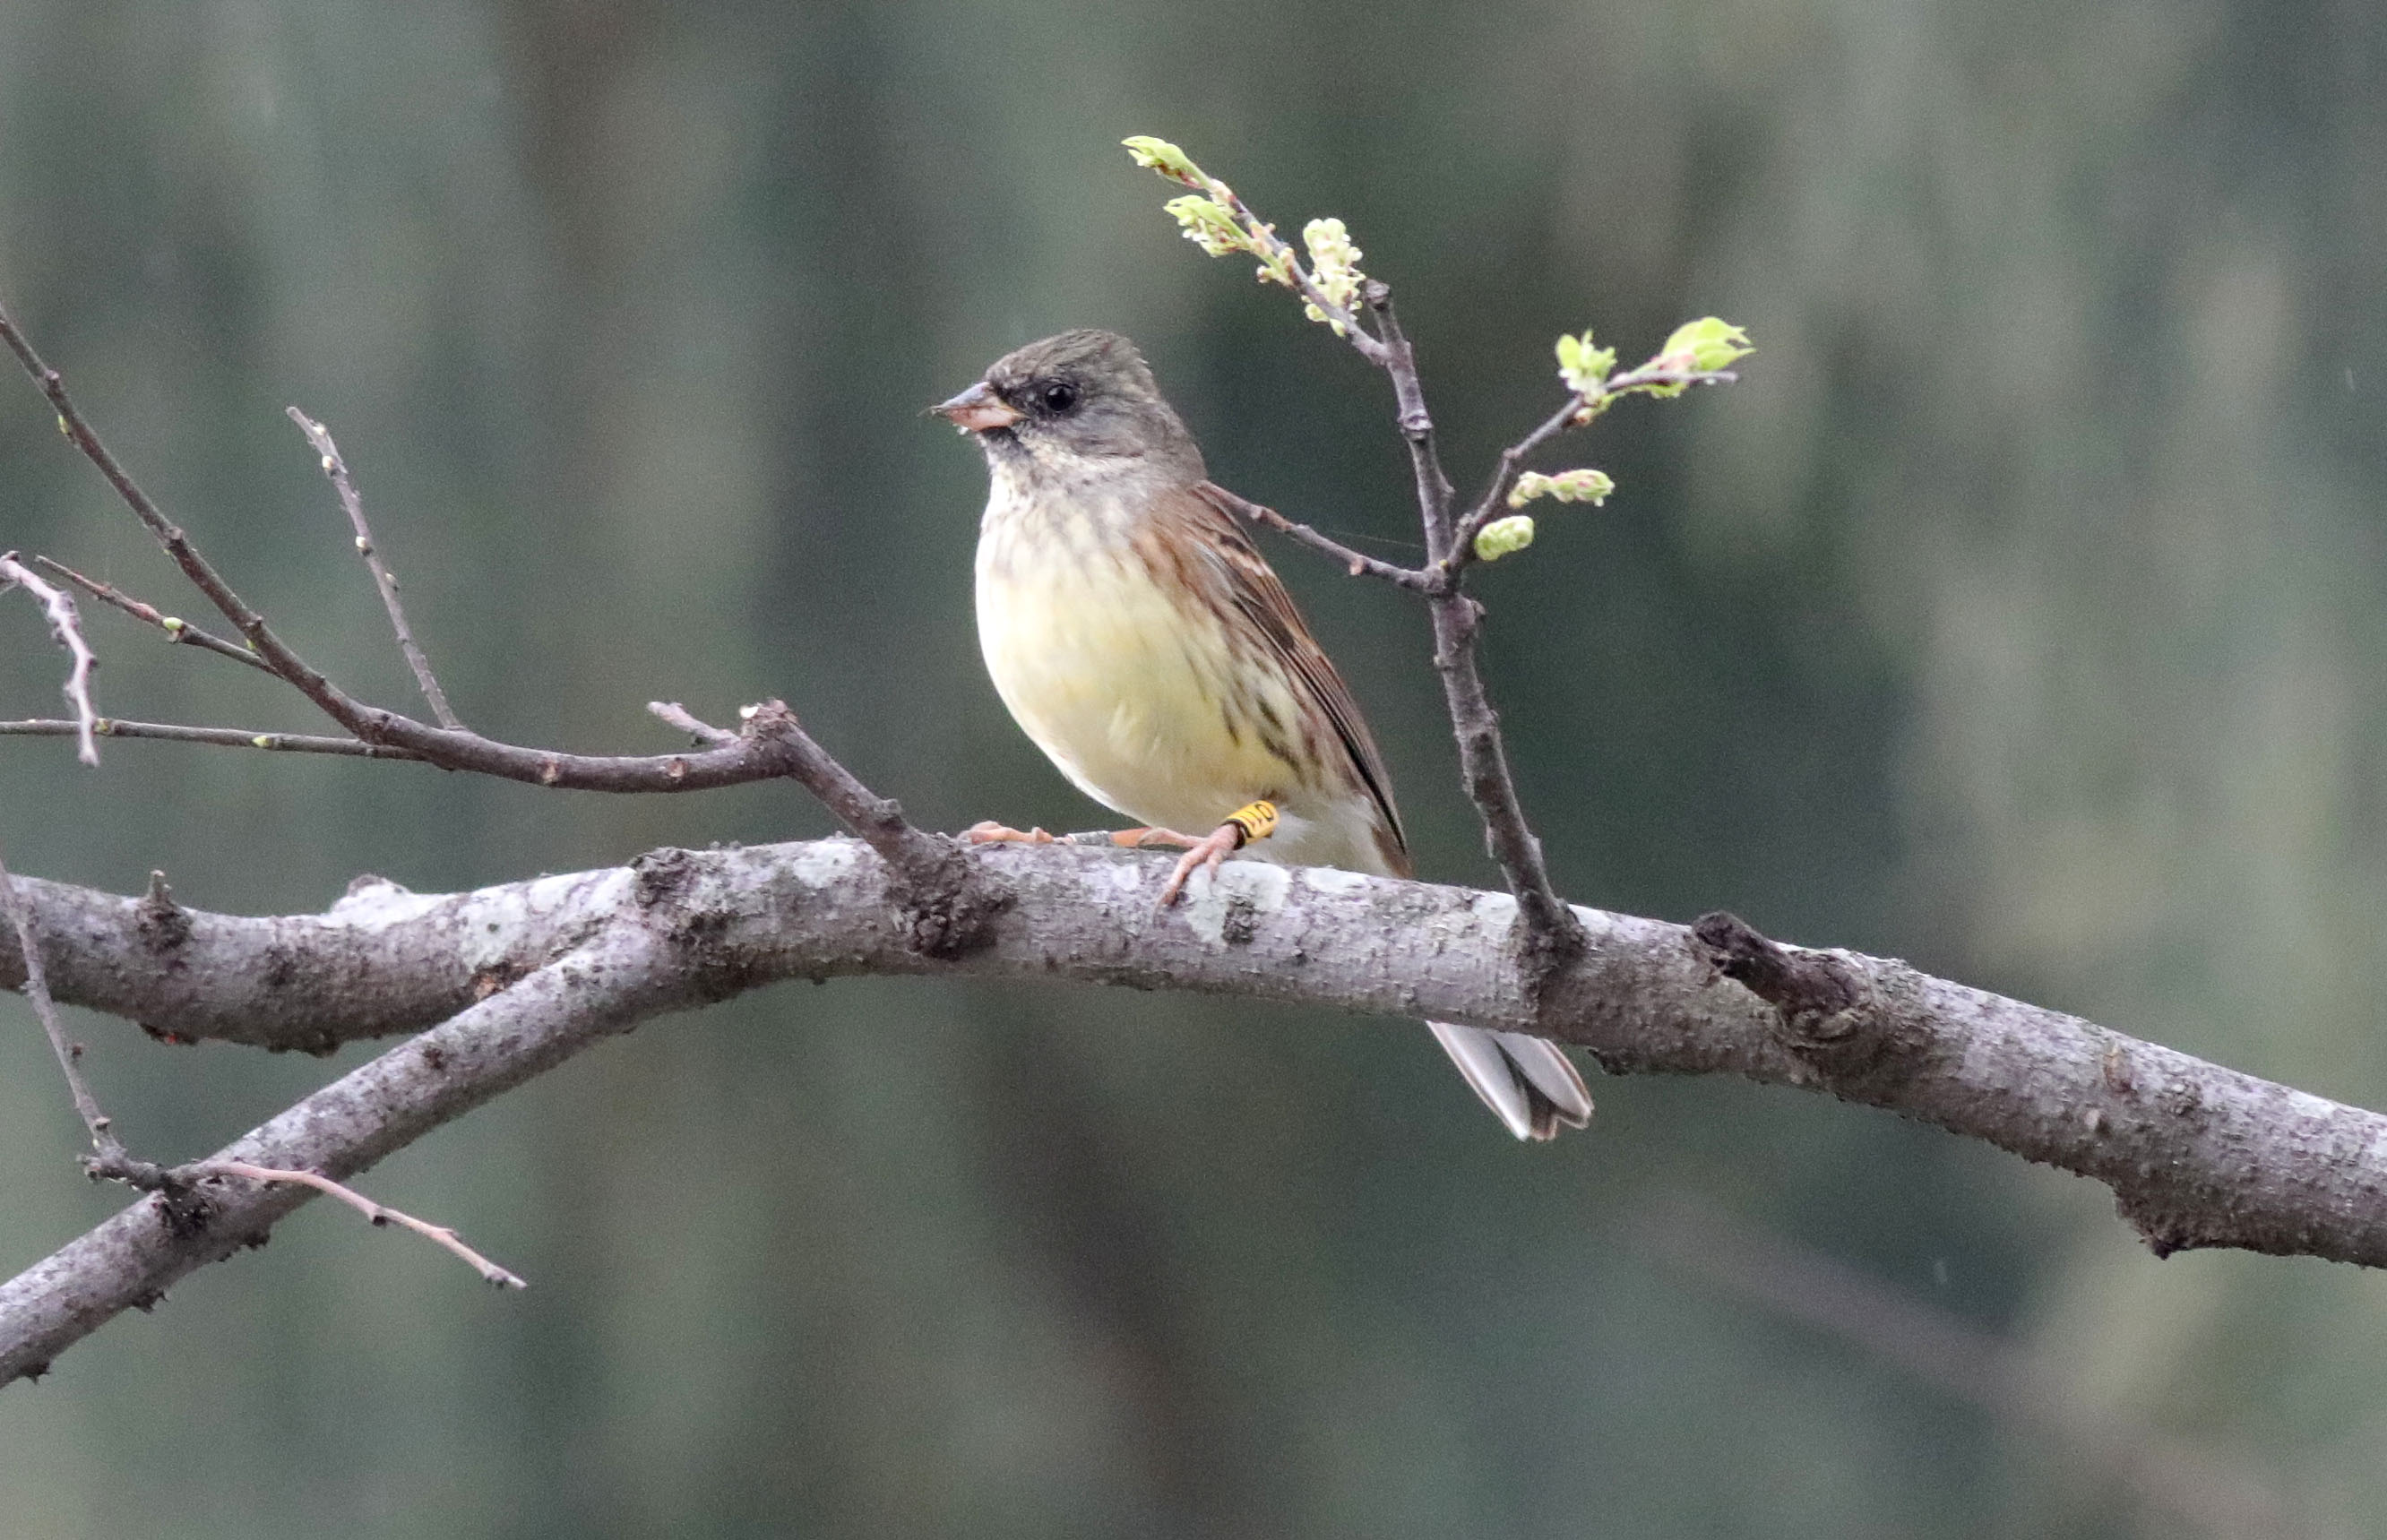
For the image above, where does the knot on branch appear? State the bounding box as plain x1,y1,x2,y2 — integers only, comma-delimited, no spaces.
1514,891,1587,989
135,870,190,951
899,845,1013,959
737,701,1009,959
2112,1190,2205,1260
85,1152,214,1237
1692,911,1907,1082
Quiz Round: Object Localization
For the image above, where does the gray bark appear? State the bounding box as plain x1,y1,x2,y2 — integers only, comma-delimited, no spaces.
5,835,2385,1386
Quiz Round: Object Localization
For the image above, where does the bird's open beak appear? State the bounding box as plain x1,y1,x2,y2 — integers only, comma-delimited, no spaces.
932,380,1024,433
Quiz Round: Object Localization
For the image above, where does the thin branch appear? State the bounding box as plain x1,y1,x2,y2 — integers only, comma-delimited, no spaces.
1150,159,1390,364
1194,481,1433,591
0,717,428,759
286,407,464,729
0,841,124,1160
201,1160,523,1288
4,932,649,1382
1357,283,1461,554
1444,394,1584,569
0,301,983,904
646,700,739,746
0,298,374,736
1443,363,1739,575
26,555,273,674
1355,285,1584,960
1,552,102,766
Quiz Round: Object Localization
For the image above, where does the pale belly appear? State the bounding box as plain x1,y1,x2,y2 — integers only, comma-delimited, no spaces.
970,467,1399,873
977,538,1280,826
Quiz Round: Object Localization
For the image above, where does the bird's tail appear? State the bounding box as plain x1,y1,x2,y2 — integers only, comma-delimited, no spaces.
1426,1021,1594,1141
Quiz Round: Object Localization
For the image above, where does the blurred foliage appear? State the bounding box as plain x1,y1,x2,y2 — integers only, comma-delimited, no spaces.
1,1,2383,1536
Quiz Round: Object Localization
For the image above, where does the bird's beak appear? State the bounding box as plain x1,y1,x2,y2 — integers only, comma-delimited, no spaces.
932,380,1024,433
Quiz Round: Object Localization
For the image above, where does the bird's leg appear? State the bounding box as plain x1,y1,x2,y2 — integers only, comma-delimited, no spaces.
1155,800,1279,908
970,800,1281,909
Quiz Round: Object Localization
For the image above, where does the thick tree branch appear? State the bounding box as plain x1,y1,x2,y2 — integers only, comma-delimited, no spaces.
4,927,665,1383
7,836,2387,1384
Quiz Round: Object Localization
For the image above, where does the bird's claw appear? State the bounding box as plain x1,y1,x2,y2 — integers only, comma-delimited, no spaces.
1156,823,1243,908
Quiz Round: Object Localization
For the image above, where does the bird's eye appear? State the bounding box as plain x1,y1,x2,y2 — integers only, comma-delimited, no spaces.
1039,381,1080,414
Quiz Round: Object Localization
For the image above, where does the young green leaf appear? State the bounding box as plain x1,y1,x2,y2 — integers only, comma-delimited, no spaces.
1555,330,1618,397
1509,468,1616,508
1649,317,1754,383
1473,515,1537,562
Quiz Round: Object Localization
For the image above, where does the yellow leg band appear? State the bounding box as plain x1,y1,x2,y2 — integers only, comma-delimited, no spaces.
1224,800,1279,847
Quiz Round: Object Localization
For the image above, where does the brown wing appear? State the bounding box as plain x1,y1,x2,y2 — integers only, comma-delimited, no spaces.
1182,480,1410,876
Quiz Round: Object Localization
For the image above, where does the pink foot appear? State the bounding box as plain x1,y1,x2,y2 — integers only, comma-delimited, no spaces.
1156,824,1243,908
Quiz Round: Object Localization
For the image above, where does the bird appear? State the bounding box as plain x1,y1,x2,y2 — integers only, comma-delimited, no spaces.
934,328,1592,1140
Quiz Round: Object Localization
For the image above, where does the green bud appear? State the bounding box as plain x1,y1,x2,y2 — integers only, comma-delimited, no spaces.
251,735,275,749
1164,194,1248,257
1652,316,1754,376
161,615,185,632
1300,218,1366,332
1245,228,1297,290
1555,330,1617,397
1509,468,1616,508
1473,515,1536,562
1122,135,1205,186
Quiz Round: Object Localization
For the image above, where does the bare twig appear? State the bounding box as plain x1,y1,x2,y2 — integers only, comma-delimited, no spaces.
203,1160,522,1288
1,552,102,766
0,299,375,736
1193,482,1433,591
646,700,740,746
0,717,429,759
28,555,273,673
1356,286,1585,959
0,301,978,861
0,841,124,1160
286,407,464,729
1357,283,1461,555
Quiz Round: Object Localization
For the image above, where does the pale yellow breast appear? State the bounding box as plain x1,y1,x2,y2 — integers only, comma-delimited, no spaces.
975,483,1310,839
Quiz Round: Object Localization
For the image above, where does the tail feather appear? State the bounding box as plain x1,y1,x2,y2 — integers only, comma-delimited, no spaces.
1426,1021,1594,1141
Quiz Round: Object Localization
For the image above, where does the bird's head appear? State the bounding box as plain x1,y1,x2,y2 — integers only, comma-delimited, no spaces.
934,330,1202,481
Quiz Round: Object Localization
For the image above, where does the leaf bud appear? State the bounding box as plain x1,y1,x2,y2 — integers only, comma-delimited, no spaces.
1473,515,1537,562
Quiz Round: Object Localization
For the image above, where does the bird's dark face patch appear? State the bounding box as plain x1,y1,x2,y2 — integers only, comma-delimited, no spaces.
969,329,1203,478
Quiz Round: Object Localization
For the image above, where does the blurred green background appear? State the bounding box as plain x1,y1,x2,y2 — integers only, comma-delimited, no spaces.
3,1,2383,1535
